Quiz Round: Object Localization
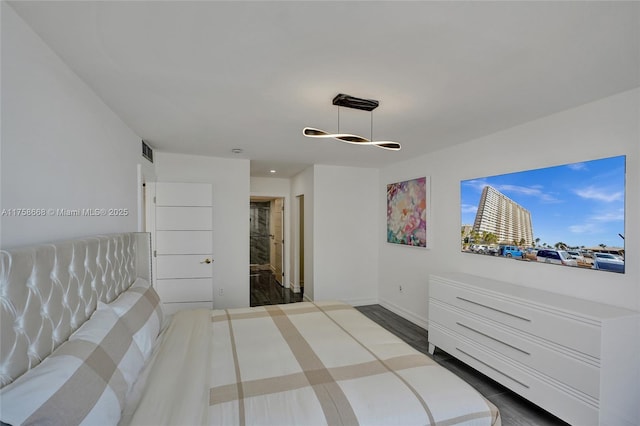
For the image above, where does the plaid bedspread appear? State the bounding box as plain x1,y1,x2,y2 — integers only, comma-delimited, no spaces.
129,301,500,426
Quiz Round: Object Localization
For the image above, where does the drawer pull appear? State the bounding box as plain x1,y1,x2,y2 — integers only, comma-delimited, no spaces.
456,322,530,355
456,297,531,322
456,348,530,389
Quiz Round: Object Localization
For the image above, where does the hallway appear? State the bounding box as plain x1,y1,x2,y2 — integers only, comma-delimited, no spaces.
250,269,303,307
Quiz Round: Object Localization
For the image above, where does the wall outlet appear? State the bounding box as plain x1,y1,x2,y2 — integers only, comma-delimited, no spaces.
399,285,403,293
218,288,224,296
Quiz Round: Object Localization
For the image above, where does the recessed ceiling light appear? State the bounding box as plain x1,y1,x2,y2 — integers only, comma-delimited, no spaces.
231,148,243,154
270,170,277,174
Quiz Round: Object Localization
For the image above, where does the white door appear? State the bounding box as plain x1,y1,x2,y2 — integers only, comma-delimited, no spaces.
152,182,213,315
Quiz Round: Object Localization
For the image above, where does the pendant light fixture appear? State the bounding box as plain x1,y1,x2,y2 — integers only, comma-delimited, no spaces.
303,94,401,151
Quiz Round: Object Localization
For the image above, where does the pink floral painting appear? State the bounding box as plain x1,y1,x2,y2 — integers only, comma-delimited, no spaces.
387,177,428,247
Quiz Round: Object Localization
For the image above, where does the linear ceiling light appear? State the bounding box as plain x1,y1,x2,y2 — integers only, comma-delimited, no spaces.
303,94,401,151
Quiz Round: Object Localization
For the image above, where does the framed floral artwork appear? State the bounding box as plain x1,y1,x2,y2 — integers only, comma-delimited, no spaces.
387,176,429,247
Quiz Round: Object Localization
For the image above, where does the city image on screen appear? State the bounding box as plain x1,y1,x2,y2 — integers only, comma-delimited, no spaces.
460,155,625,273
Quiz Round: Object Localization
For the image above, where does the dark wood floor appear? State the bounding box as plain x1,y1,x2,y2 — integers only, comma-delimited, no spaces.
356,304,570,426
250,269,303,307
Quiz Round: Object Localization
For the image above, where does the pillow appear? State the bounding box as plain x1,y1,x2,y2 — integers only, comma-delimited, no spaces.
102,277,163,360
0,306,144,426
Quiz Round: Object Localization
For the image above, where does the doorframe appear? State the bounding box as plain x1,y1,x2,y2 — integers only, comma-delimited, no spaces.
137,163,157,287
269,198,284,283
144,182,157,289
294,194,304,294
136,162,156,233
249,192,289,289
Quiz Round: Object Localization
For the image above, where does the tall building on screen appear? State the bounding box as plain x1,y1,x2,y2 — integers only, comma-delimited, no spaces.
472,185,533,246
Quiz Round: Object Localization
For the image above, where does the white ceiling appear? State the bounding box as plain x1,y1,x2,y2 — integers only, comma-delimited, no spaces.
9,1,639,177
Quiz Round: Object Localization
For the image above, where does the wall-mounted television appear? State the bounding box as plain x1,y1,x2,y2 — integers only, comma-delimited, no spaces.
460,155,625,273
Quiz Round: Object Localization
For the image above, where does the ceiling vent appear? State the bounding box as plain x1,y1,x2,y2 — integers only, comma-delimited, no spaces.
142,140,153,163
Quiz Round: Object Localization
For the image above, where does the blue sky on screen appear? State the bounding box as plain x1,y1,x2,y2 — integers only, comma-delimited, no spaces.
460,156,625,248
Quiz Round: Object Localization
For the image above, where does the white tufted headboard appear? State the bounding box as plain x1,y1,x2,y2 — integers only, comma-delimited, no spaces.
0,232,151,388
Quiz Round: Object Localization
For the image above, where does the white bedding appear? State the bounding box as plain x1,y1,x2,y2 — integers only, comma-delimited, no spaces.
128,301,500,426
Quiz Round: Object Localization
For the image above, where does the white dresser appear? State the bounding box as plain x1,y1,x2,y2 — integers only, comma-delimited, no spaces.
428,272,639,426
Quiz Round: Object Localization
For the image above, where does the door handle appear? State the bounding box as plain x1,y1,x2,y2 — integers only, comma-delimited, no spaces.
201,258,213,264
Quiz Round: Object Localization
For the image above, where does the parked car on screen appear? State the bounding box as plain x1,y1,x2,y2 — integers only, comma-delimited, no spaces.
498,245,523,258
592,253,625,273
566,250,583,260
487,246,499,255
567,250,593,267
536,249,578,266
524,248,538,261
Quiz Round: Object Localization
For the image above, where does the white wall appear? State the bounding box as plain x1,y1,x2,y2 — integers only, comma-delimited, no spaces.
379,88,640,327
291,166,314,300
154,152,250,309
313,165,379,305
250,177,291,288
1,5,142,248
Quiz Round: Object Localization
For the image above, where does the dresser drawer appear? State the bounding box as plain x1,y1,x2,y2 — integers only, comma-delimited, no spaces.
430,279,601,358
429,300,600,398
429,322,599,426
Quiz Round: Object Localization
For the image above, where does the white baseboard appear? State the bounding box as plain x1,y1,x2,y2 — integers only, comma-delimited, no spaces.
377,298,428,330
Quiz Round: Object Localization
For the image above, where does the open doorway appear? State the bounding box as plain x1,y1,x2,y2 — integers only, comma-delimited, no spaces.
249,196,300,306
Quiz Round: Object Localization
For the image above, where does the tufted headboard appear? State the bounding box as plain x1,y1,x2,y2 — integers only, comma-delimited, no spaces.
0,232,151,388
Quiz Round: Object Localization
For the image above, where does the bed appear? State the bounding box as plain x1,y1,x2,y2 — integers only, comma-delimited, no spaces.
0,233,500,425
